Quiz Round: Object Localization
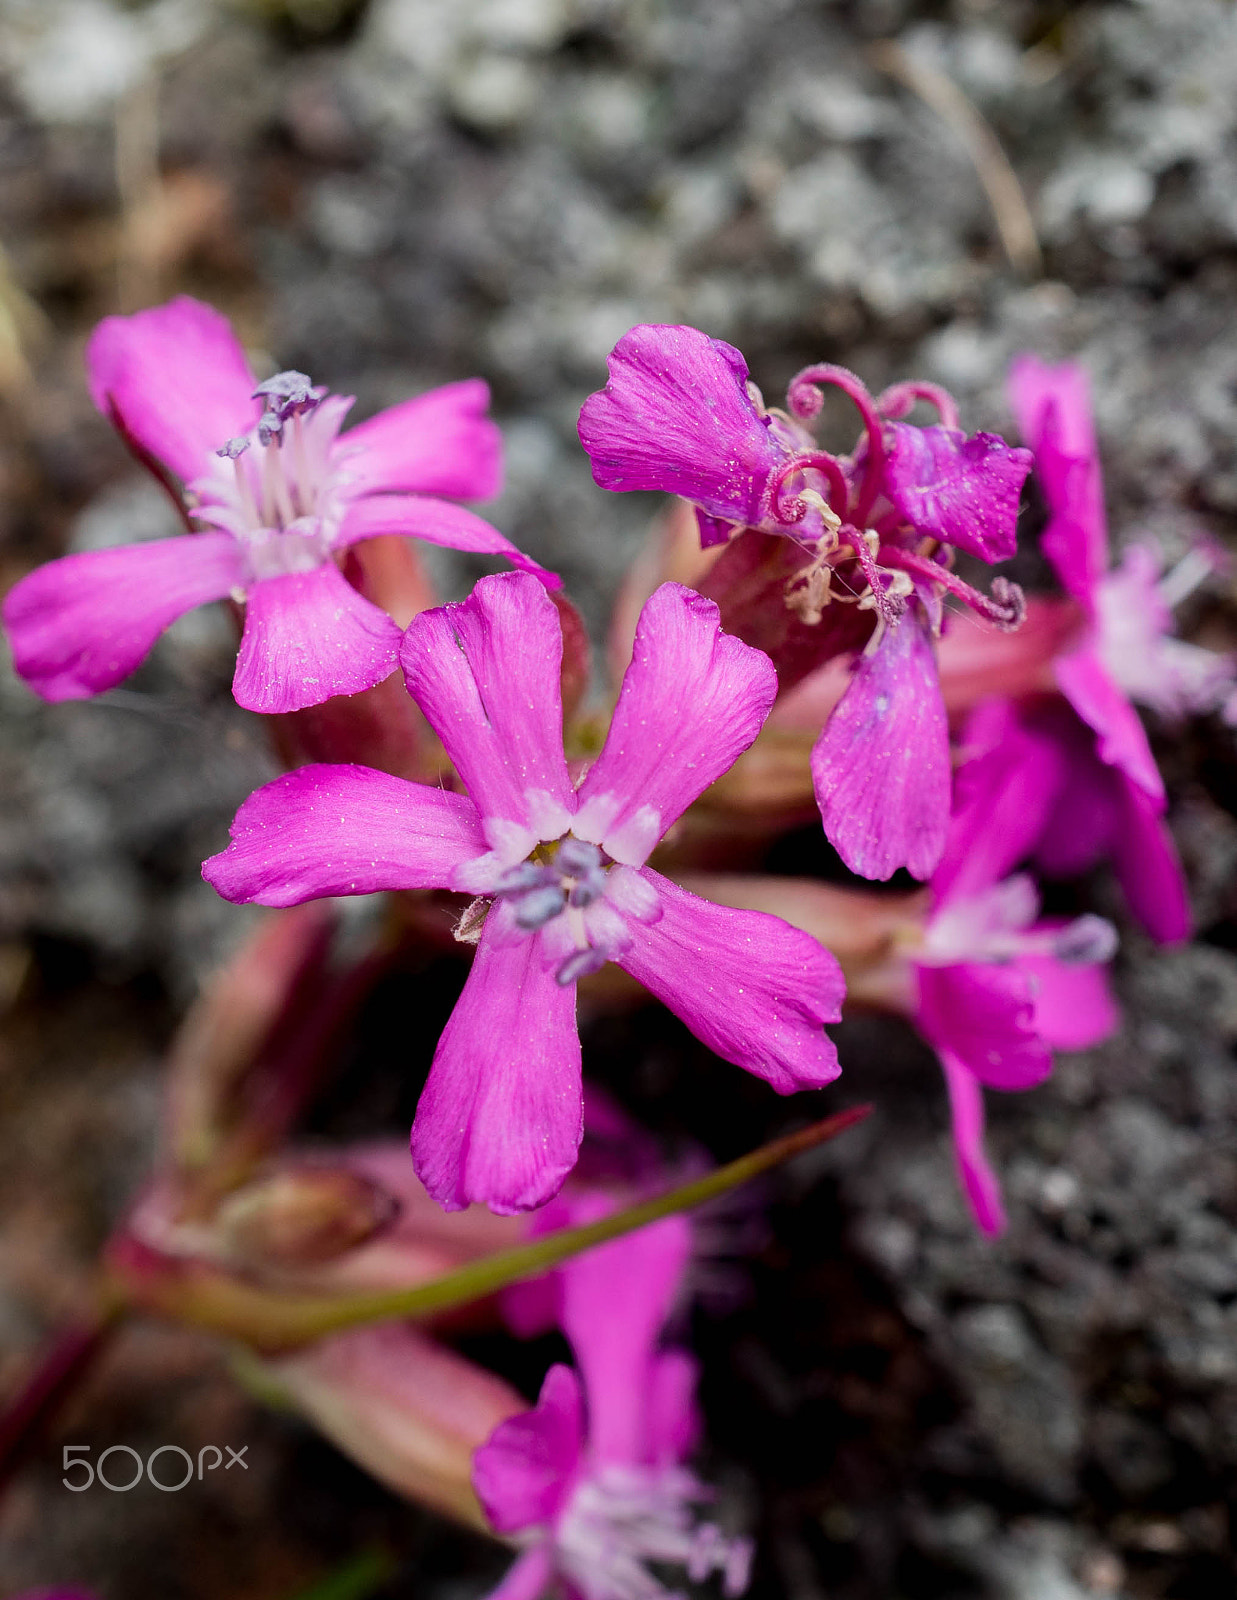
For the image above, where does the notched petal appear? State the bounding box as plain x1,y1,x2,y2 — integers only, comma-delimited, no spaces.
882,422,1032,564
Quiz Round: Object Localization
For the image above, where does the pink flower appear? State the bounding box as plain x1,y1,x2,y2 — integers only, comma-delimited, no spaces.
203,572,844,1214
579,324,1032,882
473,1207,751,1600
993,355,1199,941
3,296,557,714
915,822,1119,1233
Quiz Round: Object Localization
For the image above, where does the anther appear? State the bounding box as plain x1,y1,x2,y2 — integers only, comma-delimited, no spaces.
556,947,608,986
557,838,603,876
495,862,550,896
1053,915,1118,966
513,884,568,930
217,436,251,459
253,370,316,411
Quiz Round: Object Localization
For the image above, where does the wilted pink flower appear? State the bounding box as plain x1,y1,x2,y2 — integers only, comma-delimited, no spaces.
3,296,556,714
918,809,1119,1234
579,325,1032,882
204,572,844,1214
1010,354,1235,727
474,1207,751,1600
948,355,1199,944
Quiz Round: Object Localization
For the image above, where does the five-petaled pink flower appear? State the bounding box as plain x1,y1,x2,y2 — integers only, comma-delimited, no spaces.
474,1205,751,1600
915,776,1119,1235
578,324,1032,883
203,571,844,1214
3,296,557,714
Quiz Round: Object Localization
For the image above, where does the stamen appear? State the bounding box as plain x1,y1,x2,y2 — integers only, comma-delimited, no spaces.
514,884,568,930
557,838,603,876
556,947,608,986
261,435,298,529
1157,545,1220,610
495,862,550,895
216,437,250,459
1052,915,1118,966
253,370,317,416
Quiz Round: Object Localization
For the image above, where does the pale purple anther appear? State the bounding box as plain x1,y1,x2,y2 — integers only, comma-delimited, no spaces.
3,296,558,715
203,572,845,1214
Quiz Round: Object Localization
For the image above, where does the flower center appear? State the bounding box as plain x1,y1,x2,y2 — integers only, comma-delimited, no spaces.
191,371,353,586
494,835,619,985
555,1466,752,1600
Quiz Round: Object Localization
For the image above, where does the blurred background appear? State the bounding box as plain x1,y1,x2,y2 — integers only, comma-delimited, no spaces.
1,0,1237,1596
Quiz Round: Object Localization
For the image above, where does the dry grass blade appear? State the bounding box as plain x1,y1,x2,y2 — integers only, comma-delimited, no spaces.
871,38,1042,278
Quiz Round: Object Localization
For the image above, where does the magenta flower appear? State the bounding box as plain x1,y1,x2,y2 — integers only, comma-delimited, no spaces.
3,296,557,714
473,1208,751,1600
1004,355,1197,942
579,324,1032,882
203,572,844,1213
917,813,1119,1234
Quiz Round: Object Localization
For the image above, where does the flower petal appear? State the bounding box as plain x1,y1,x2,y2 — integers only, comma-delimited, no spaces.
411,920,582,1213
341,378,503,500
574,584,776,865
1110,774,1191,944
202,764,487,905
3,534,243,701
615,870,842,1093
1031,711,1123,879
578,324,785,525
337,494,560,586
473,1364,584,1535
274,1323,524,1528
400,572,574,827
1007,355,1107,608
1017,948,1119,1051
881,423,1031,563
646,1349,701,1468
934,698,1068,905
917,961,1050,1091
558,1204,692,1466
1053,644,1164,803
938,1050,1006,1237
811,609,950,882
86,296,260,484
233,563,403,714
482,1548,555,1600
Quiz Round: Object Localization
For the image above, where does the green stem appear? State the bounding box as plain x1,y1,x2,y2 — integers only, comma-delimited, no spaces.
114,1105,871,1352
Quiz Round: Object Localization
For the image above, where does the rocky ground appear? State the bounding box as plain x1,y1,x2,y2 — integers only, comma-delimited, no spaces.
1,0,1237,1596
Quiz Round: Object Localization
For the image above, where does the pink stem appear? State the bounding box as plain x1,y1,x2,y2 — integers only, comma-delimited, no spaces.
785,363,887,524
768,450,850,523
879,545,1026,628
843,528,904,625
0,1313,118,1489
